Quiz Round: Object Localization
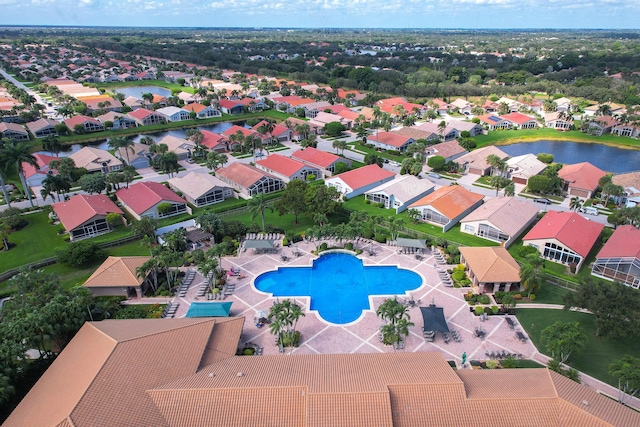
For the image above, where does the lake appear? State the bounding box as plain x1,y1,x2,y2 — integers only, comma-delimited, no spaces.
499,140,640,173
114,86,172,99
50,122,239,154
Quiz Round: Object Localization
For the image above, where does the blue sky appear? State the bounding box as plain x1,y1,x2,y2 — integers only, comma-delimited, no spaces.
1,0,639,29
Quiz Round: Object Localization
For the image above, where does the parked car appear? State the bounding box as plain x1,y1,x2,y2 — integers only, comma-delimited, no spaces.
389,161,401,167
534,198,552,205
428,172,441,179
579,206,599,216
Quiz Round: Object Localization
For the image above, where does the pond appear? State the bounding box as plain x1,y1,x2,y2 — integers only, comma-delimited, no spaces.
499,140,640,173
114,86,172,99
48,122,240,155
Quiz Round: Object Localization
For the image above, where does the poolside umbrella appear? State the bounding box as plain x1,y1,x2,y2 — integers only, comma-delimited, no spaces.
255,309,268,320
420,304,449,333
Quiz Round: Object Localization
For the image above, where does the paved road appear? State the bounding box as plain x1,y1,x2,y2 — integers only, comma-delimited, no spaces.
0,69,59,119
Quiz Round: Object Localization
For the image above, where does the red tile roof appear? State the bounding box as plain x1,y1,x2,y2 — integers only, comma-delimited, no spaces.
332,164,395,190
222,124,257,138
368,131,413,148
218,99,242,109
116,181,185,215
127,108,156,120
501,112,537,125
52,194,122,231
22,153,57,179
183,103,207,113
200,130,226,150
291,147,341,168
597,225,640,259
64,115,101,127
558,162,607,192
523,211,604,257
256,154,306,177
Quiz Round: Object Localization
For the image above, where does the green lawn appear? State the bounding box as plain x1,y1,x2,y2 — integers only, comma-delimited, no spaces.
2,211,66,270
474,128,640,150
516,309,640,387
93,80,196,94
518,284,571,305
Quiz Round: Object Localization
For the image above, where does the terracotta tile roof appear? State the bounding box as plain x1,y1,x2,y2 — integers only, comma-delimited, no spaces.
69,146,122,172
612,171,640,192
460,197,539,236
216,162,278,189
200,130,226,149
218,99,242,109
0,122,27,134
368,131,413,148
272,95,315,106
183,102,207,113
26,118,60,133
116,181,186,215
596,225,640,259
291,147,341,168
52,194,122,231
221,124,257,138
427,140,467,159
558,162,607,192
409,186,484,220
22,152,56,179
256,153,306,177
82,256,150,288
127,108,157,120
523,211,604,257
331,164,395,191
459,246,521,283
455,146,509,171
393,127,437,140
64,114,101,127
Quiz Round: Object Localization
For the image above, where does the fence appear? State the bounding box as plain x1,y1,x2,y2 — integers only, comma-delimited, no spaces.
0,234,143,283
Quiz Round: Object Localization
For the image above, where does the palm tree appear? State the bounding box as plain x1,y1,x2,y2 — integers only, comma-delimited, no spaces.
520,253,545,297
3,141,38,207
108,136,134,166
158,152,179,177
139,136,155,146
294,123,310,141
569,196,583,212
41,136,62,157
0,152,12,208
248,193,272,232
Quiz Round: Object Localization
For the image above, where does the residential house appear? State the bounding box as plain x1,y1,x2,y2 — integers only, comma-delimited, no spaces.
151,94,168,107
94,112,136,130
64,115,105,134
271,95,315,115
52,194,123,241
592,225,640,289
364,175,435,213
496,97,523,113
447,120,484,137
366,131,414,152
70,146,122,174
78,95,122,113
554,97,572,112
215,162,285,197
392,127,440,144
222,125,267,145
0,122,28,141
168,172,235,207
115,143,156,169
218,99,244,115
309,111,353,130
25,118,59,138
201,130,229,152
6,318,640,427
544,112,572,131
611,122,640,138
612,171,640,207
413,122,458,141
116,181,191,220
430,98,453,115
236,97,268,112
506,154,547,186
291,147,351,175
252,121,293,143
450,98,473,115
477,114,512,130
122,96,143,110
455,146,509,176
325,164,395,200
376,97,426,117
127,108,167,126
255,154,323,182
22,153,57,187
459,197,539,248
82,256,152,298
501,112,538,129
156,106,191,122
425,140,467,162
299,101,332,119
586,115,619,136
158,135,195,161
523,211,604,272
409,186,484,232
177,91,196,104
459,247,521,293
558,162,607,198
183,103,222,119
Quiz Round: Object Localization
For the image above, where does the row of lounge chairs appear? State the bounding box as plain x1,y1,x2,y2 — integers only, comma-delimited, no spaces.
433,249,447,265
176,269,196,298
486,350,523,360
474,326,486,339
397,247,421,255
245,233,281,240
197,271,214,297
438,269,453,287
162,302,179,318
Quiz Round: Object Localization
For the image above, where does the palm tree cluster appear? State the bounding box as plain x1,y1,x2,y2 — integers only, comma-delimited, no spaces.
376,298,414,349
268,299,305,348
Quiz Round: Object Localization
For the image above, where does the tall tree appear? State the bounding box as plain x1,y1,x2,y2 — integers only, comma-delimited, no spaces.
274,179,308,224
3,141,38,207
41,136,62,157
520,252,545,297
248,192,272,232
540,322,587,364
569,196,583,212
609,355,640,405
376,298,414,349
108,136,134,166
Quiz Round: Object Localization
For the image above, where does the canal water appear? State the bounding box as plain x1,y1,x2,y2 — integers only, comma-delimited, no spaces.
499,140,640,173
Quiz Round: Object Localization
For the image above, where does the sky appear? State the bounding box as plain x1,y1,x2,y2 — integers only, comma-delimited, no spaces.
1,0,639,29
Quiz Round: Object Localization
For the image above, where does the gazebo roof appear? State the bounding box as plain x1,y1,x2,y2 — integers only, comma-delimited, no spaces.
244,239,274,249
185,302,233,318
395,238,427,249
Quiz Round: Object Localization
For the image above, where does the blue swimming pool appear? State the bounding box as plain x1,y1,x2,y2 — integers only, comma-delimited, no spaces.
254,253,422,324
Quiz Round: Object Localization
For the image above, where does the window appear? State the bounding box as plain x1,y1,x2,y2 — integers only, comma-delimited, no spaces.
464,224,475,232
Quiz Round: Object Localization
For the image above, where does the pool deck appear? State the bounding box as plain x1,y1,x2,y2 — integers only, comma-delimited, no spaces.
166,239,537,363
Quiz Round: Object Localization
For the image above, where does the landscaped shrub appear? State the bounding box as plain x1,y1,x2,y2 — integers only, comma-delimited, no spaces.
344,242,354,251
363,229,374,239
452,270,466,282
513,294,522,300
517,245,538,258
478,294,491,305
56,241,105,266
474,306,485,316
319,242,328,251
491,305,499,314
529,294,536,301
486,360,499,369
373,233,388,243
484,307,492,314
